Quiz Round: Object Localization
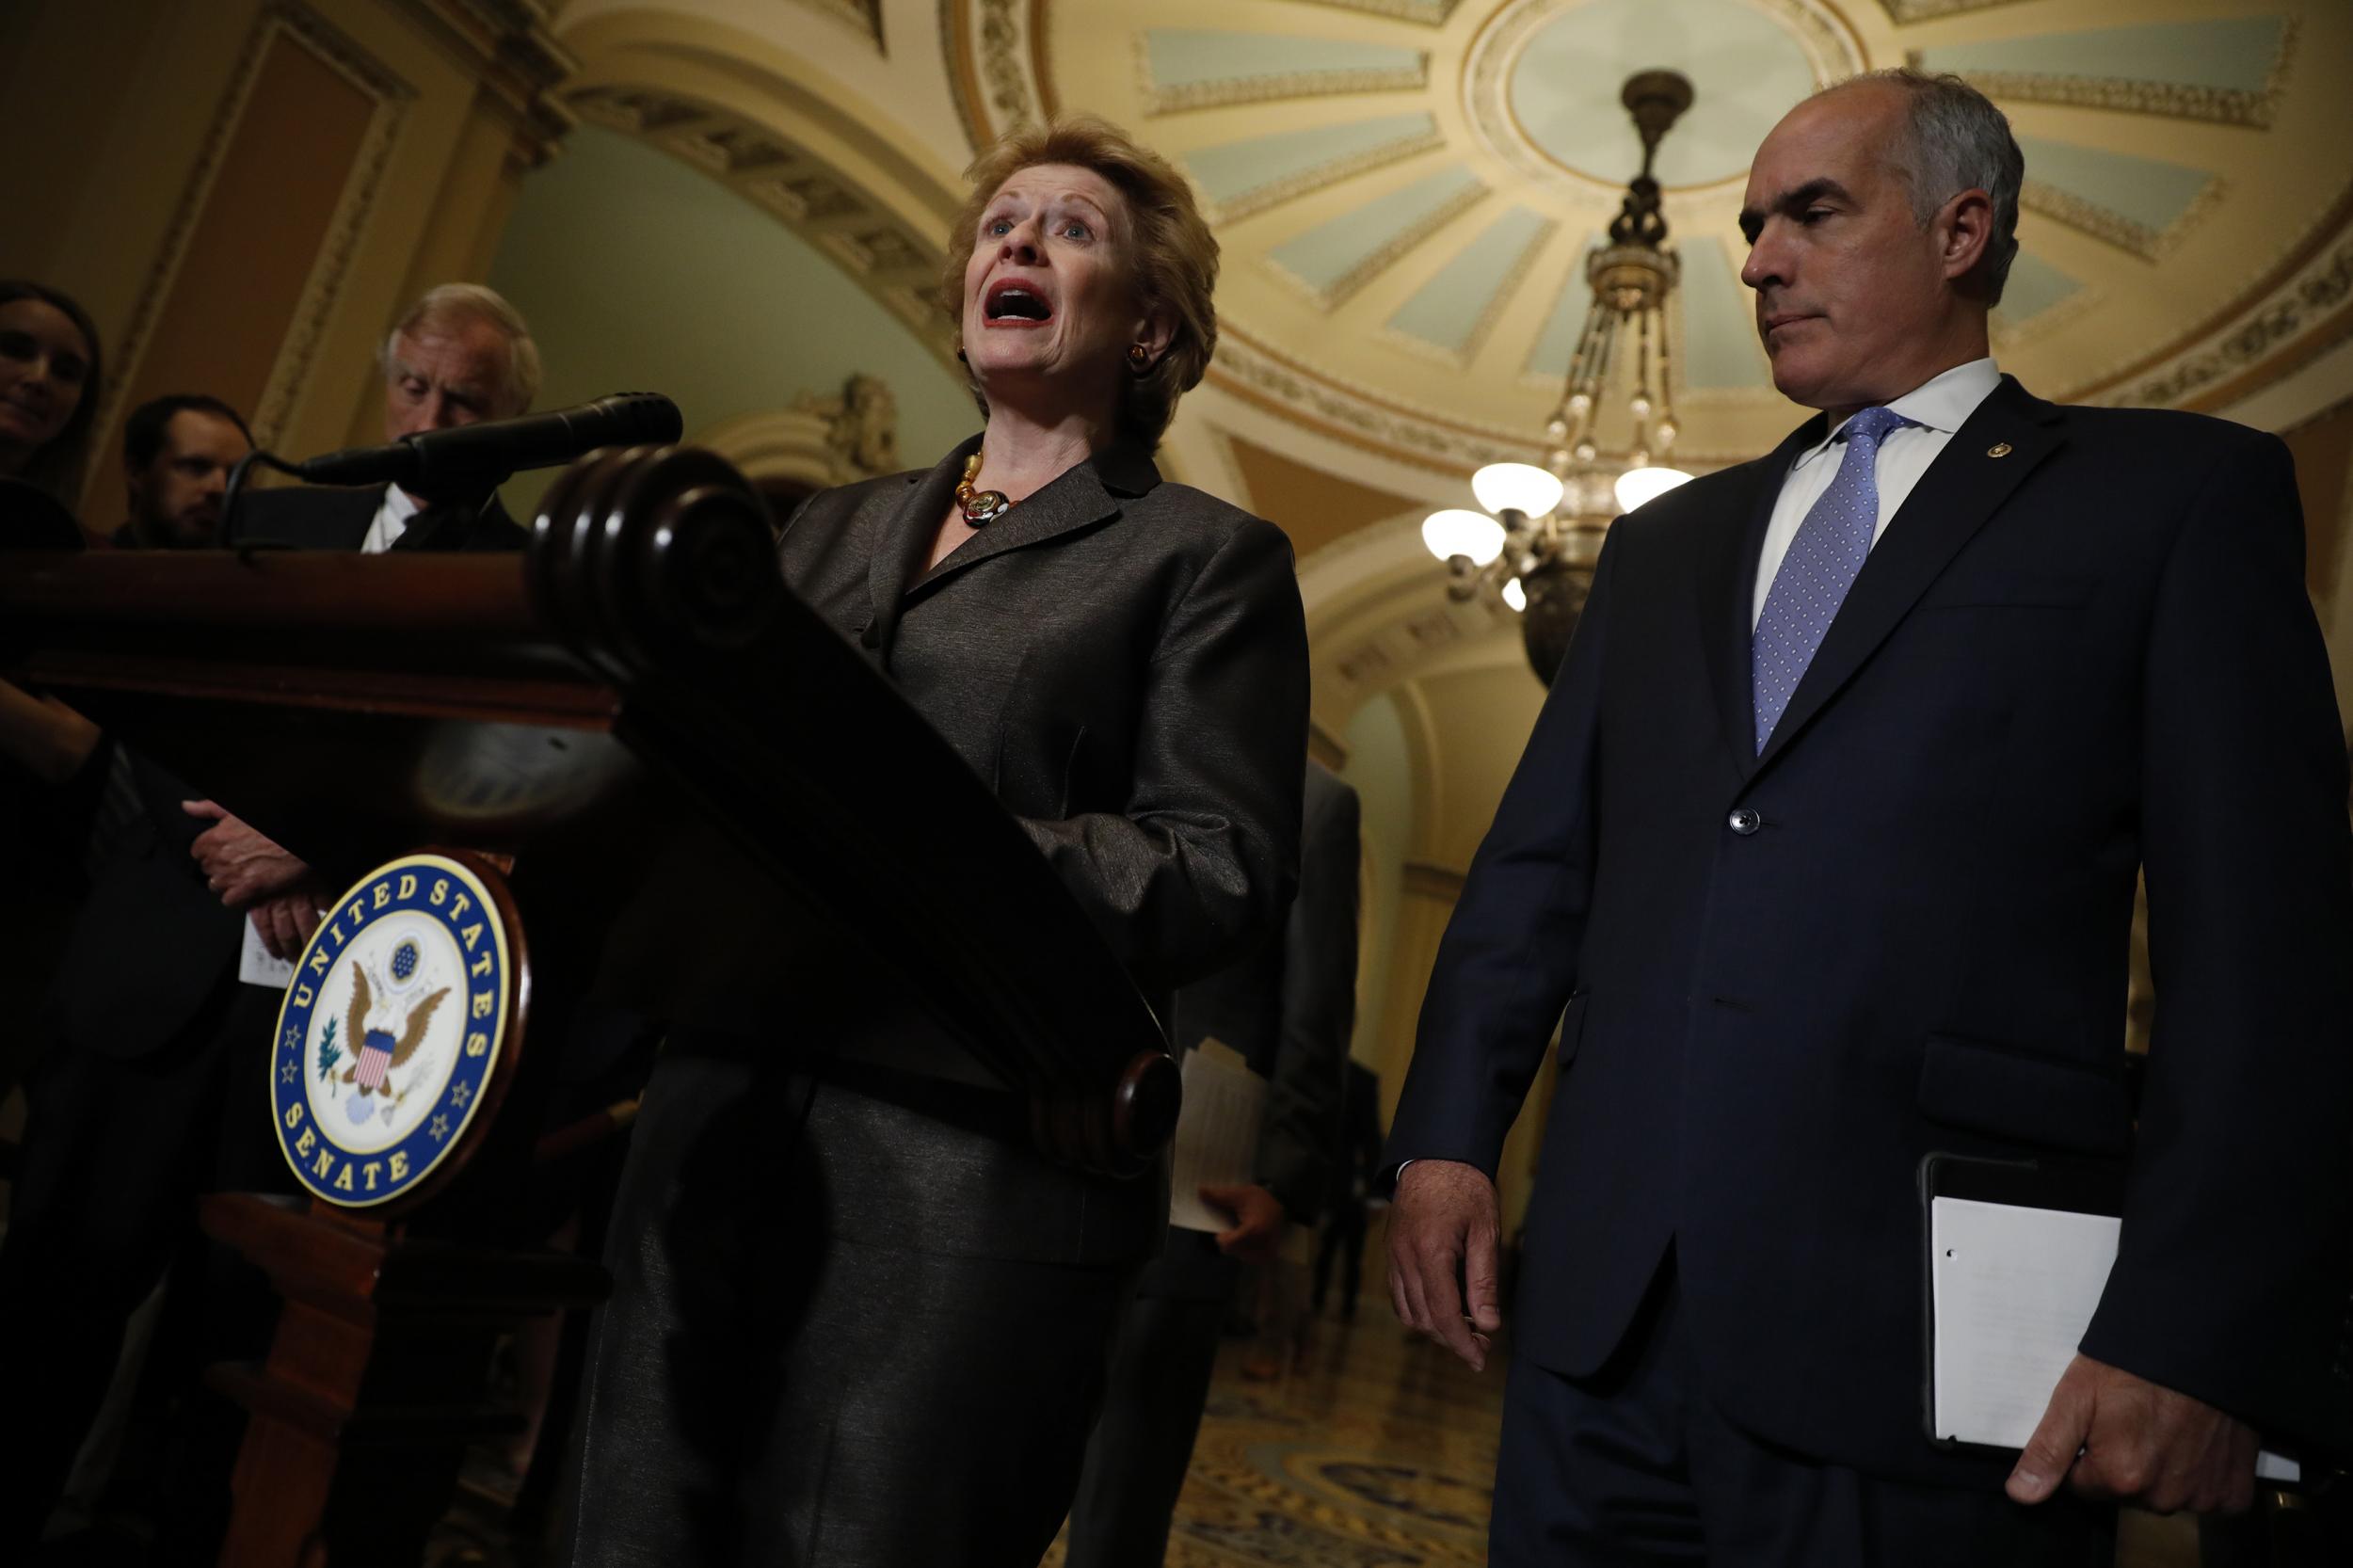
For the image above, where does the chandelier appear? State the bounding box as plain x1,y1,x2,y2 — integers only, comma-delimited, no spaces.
1424,71,1698,683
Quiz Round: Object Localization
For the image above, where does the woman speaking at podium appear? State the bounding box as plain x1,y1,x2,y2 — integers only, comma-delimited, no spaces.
571,118,1308,1567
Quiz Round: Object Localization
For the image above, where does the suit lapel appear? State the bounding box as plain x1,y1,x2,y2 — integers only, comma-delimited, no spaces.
331,486,382,551
908,440,1157,594
865,435,980,656
1753,376,2067,775
1699,420,1824,784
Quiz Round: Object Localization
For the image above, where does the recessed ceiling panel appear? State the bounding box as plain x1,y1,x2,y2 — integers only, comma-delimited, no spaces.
1144,29,1427,111
1387,204,1555,358
1677,235,1767,389
1268,167,1487,307
1183,113,1443,219
1509,0,1817,189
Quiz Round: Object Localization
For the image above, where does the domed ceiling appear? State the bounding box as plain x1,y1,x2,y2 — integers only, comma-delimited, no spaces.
935,0,2351,472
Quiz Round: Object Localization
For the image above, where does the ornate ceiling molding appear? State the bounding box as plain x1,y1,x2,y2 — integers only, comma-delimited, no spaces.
946,0,1045,144
1875,0,2029,20
1271,182,1491,312
1134,35,1428,116
1206,124,1446,226
569,83,956,364
2113,223,2353,411
397,0,577,158
1913,18,2297,131
1301,0,1463,24
791,0,886,49
2023,176,2225,264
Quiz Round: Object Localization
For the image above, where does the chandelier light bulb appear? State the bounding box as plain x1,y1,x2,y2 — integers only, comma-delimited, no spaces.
1614,465,1695,513
1421,508,1507,567
1502,577,1529,613
1471,462,1566,519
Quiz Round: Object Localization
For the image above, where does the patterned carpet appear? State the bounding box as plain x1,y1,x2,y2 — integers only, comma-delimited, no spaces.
1042,1317,1508,1568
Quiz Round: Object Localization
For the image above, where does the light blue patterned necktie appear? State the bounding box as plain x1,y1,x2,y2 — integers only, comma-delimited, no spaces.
1752,405,1912,753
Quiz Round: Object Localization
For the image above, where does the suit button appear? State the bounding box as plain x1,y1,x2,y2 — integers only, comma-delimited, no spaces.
1728,808,1761,836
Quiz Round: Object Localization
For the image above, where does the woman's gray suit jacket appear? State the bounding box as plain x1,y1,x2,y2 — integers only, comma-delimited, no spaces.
754,430,1313,1264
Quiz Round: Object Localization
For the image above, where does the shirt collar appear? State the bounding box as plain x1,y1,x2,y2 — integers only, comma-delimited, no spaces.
1790,357,2002,471
382,485,423,524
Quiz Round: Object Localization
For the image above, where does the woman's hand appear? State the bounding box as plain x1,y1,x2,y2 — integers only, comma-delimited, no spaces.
1202,1182,1288,1264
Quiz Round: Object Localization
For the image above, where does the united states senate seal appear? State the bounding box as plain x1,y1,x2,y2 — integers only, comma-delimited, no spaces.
269,853,516,1208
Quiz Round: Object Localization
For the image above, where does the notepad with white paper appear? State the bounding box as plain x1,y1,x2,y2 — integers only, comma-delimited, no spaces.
1928,1191,2299,1483
1166,1038,1266,1234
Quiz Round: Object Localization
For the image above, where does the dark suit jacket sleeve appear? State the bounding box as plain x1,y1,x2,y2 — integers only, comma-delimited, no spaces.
1255,772,1361,1224
1381,531,1620,1182
2078,432,2353,1448
1017,517,1309,992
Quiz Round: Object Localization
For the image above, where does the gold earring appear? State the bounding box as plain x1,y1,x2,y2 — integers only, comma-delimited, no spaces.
1128,344,1151,376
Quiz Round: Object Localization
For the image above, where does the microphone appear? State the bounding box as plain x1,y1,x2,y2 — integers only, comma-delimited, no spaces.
293,393,684,497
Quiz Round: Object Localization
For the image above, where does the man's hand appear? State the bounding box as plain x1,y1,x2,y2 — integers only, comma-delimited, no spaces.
184,801,310,907
248,890,325,963
1386,1159,1503,1371
1201,1182,1287,1265
2008,1353,2258,1514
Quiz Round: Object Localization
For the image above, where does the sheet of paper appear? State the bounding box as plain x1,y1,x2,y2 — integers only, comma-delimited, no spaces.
1930,1195,2121,1448
1929,1195,2300,1483
237,917,296,990
1166,1038,1267,1234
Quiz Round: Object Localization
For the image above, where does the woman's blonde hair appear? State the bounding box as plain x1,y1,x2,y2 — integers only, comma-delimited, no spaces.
942,115,1218,445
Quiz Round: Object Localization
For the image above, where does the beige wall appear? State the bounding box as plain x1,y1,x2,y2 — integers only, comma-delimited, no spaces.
0,0,571,531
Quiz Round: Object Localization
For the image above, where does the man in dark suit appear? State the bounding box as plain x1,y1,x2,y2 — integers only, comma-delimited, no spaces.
228,280,536,558
1063,760,1359,1568
1385,69,2353,1565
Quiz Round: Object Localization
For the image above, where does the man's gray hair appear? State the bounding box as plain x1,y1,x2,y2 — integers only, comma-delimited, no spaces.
378,282,542,415
1824,68,2024,306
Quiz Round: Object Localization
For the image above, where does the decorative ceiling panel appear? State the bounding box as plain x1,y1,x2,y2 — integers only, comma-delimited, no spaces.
1992,250,2089,338
1675,235,1769,390
1524,237,1596,380
1914,15,2293,126
757,0,2353,482
1142,29,1427,112
1268,167,1488,308
1385,204,1554,360
2016,136,2220,260
1183,113,1444,220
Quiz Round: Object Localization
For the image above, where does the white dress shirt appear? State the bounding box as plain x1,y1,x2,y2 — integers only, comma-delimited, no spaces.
1751,357,2003,628
359,484,421,555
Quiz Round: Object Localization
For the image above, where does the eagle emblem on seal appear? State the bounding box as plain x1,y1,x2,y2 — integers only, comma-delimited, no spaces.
339,954,450,1124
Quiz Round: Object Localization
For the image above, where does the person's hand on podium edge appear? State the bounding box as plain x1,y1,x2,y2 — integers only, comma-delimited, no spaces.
1387,1159,1503,1371
2007,1352,2259,1515
248,888,326,962
184,800,310,908
1202,1183,1288,1265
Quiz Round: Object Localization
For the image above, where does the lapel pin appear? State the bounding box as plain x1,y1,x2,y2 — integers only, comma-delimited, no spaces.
1986,441,2013,458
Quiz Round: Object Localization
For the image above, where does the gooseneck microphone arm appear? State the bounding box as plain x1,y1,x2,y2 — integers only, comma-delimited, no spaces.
218,392,687,539
292,392,685,495
219,448,310,549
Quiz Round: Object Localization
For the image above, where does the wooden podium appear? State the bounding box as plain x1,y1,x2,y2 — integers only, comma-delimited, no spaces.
0,446,1180,1564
